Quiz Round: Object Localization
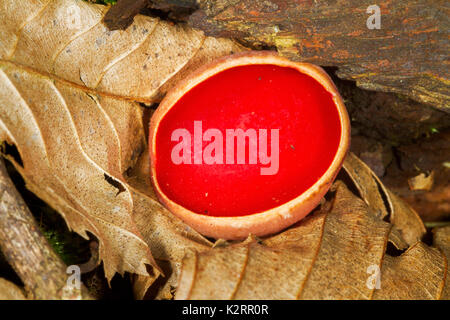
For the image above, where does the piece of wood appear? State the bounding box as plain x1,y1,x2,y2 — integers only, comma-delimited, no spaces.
146,0,449,111
0,158,92,300
103,0,150,30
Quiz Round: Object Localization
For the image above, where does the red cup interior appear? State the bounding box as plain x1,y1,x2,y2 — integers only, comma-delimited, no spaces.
154,64,341,217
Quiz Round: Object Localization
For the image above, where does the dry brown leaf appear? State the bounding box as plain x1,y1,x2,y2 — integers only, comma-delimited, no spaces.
387,226,409,251
408,171,435,191
0,0,243,283
342,152,388,219
0,58,218,285
372,242,446,300
0,59,213,286
0,0,245,103
0,278,27,300
175,182,447,299
433,226,450,299
343,152,426,246
0,61,157,280
384,189,427,246
126,149,213,299
175,182,390,299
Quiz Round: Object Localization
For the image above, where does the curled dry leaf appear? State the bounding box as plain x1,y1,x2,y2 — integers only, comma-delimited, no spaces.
0,0,243,282
176,182,447,300
342,152,389,219
408,171,435,191
372,242,446,300
0,61,157,281
0,0,245,103
343,152,426,246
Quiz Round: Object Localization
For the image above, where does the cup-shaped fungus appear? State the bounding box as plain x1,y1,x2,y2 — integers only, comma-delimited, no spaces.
149,51,350,239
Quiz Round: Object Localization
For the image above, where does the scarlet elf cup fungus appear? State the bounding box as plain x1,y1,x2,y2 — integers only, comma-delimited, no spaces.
149,51,350,240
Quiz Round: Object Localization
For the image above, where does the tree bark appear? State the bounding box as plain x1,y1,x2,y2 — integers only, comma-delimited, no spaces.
103,0,150,30
146,0,449,111
0,158,92,300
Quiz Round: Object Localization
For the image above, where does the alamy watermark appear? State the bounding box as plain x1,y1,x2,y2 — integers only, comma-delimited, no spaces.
61,265,82,300
366,264,381,289
366,5,381,29
170,121,280,175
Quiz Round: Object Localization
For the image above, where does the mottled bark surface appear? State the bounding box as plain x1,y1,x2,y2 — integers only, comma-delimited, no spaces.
103,0,150,30
0,159,91,300
147,0,450,111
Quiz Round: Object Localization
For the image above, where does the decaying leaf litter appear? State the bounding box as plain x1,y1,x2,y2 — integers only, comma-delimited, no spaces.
0,0,448,299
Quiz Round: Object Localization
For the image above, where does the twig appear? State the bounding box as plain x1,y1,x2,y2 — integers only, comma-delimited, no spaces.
425,221,450,228
0,158,93,299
